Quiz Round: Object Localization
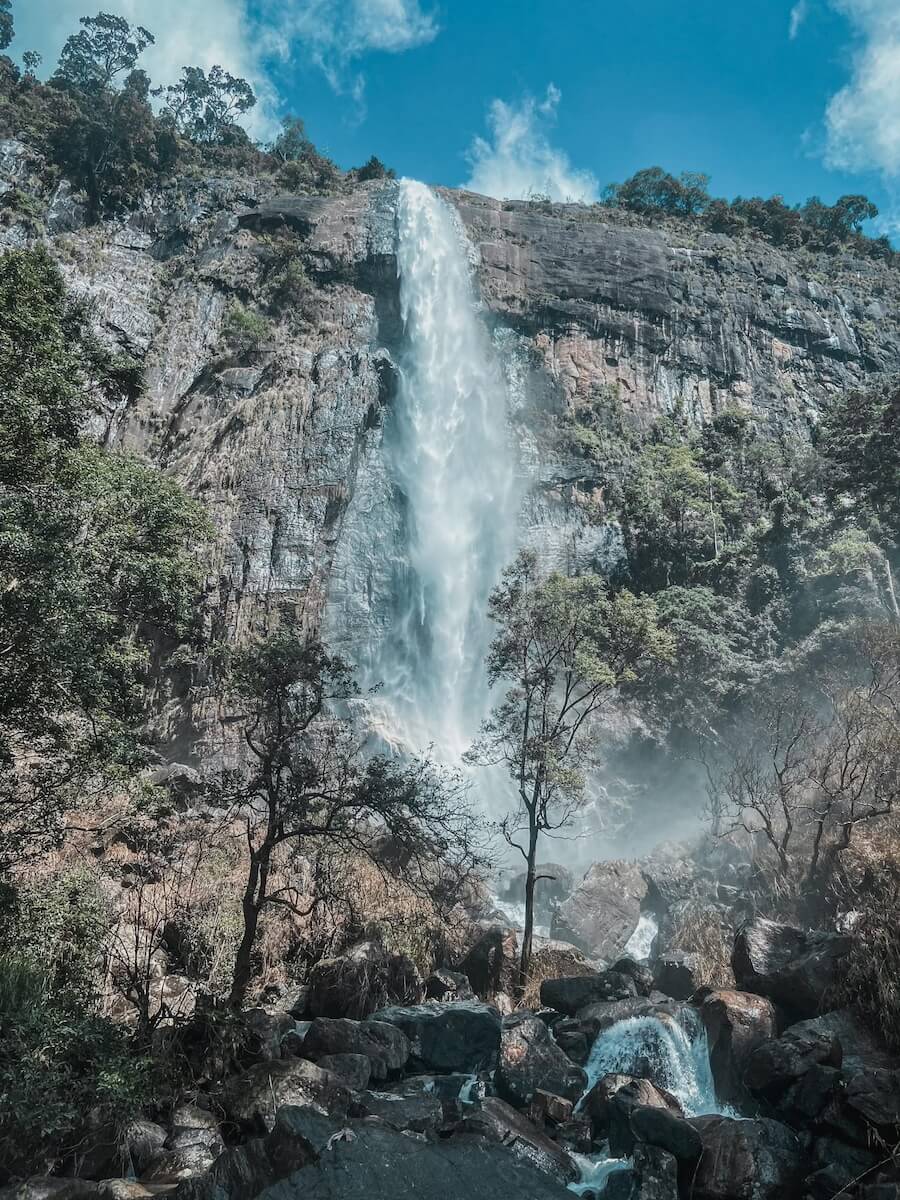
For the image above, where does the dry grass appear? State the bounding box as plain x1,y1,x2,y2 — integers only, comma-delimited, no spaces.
668,901,735,990
827,820,900,1052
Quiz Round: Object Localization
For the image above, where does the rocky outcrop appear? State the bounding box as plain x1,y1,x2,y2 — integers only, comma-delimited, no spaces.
552,862,647,959
495,1014,587,1107
699,989,778,1106
732,918,851,1018
368,1001,502,1074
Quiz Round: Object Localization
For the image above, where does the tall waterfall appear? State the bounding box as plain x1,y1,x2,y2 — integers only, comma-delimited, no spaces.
371,180,520,759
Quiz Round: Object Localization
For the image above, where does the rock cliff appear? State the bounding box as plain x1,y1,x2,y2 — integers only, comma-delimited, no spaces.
4,140,899,750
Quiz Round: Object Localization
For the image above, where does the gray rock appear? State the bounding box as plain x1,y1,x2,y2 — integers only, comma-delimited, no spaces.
732,918,851,1017
688,1115,802,1200
301,1016,410,1080
552,862,647,960
463,1096,577,1184
496,1013,587,1106
541,972,637,1015
316,1053,371,1091
369,1001,502,1074
223,1058,351,1132
699,989,778,1106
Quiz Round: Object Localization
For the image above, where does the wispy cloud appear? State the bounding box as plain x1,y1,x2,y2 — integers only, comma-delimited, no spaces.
821,0,900,177
462,84,599,203
789,0,810,39
15,0,439,136
260,0,438,106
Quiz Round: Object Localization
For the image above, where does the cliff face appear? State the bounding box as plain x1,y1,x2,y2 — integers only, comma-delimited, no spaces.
4,140,900,746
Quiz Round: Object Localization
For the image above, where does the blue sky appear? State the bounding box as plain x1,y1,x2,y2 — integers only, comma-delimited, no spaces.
16,1,900,231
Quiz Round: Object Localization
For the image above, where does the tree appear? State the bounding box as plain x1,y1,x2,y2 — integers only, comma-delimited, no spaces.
47,68,173,220
605,167,710,216
469,551,674,991
209,631,480,1009
0,248,210,872
161,65,255,145
55,12,154,92
0,0,12,52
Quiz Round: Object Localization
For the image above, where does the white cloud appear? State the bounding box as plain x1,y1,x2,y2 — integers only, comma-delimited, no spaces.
789,0,810,38
821,0,900,176
259,0,438,101
14,0,439,136
462,85,599,203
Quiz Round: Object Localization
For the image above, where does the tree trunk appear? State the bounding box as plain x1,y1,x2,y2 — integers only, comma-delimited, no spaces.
517,825,539,998
229,850,267,1009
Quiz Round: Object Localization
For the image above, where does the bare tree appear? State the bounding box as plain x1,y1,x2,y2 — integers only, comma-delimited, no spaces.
208,630,482,1009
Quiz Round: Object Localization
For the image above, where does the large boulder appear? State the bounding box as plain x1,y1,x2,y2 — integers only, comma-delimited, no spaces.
223,1058,351,1132
369,1001,502,1074
350,1087,444,1135
732,918,851,1018
689,1115,802,1200
540,972,637,1016
463,1097,577,1184
552,862,647,960
316,1053,371,1090
301,1016,410,1080
457,926,520,998
424,969,475,1002
307,941,423,1019
630,1104,703,1163
744,1023,842,1097
175,1103,573,1200
604,1143,680,1200
652,954,700,1001
496,1013,587,1106
699,990,777,1106
582,1074,682,1148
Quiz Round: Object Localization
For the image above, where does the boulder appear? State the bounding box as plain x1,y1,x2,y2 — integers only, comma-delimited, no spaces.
316,1053,371,1091
582,1074,682,1148
689,1115,802,1200
550,1017,591,1065
576,996,676,1040
307,941,423,1019
424,968,475,1002
223,1058,350,1132
744,1024,842,1097
612,957,655,997
457,926,519,998
844,1068,900,1128
241,1007,295,1062
143,1105,224,1183
0,1183,100,1200
732,918,851,1018
552,862,647,960
540,972,637,1016
369,1001,502,1074
629,1104,703,1163
652,954,700,1001
181,1102,574,1200
463,1096,577,1184
605,1143,680,1200
350,1087,444,1134
120,1118,167,1176
699,990,777,1106
496,1013,587,1106
301,1016,410,1080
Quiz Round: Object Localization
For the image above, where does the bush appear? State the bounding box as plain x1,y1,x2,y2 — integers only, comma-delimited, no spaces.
222,300,271,351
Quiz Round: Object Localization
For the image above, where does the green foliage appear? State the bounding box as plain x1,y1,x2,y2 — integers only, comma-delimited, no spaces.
0,0,12,53
604,167,711,216
222,299,272,350
353,155,396,182
54,12,154,92
160,64,256,145
0,248,210,867
264,253,310,315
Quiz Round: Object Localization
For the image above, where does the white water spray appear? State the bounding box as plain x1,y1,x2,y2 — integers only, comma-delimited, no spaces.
581,1009,719,1117
372,180,520,759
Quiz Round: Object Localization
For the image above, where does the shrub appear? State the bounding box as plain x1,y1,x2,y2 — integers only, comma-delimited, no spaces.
222,300,271,351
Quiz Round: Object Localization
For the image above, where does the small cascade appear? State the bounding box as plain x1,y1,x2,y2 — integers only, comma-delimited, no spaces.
581,1008,719,1118
622,913,658,960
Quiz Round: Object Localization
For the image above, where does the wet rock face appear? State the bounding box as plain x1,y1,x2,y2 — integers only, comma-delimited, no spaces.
699,989,778,1107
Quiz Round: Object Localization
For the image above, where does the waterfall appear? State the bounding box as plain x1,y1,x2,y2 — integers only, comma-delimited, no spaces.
370,179,520,760
581,1009,719,1117
622,913,659,960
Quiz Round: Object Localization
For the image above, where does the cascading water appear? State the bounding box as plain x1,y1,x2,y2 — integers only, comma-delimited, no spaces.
370,180,520,761
581,1009,719,1117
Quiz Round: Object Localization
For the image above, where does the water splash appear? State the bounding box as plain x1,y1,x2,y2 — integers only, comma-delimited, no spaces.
369,179,520,761
622,913,659,961
581,1008,719,1117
